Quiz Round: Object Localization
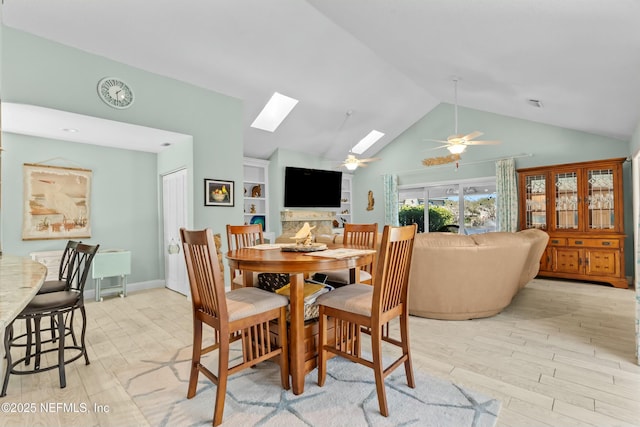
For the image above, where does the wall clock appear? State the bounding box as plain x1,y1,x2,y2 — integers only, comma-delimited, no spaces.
97,77,134,109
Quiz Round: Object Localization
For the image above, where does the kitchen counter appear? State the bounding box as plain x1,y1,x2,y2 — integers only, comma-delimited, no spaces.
0,255,47,358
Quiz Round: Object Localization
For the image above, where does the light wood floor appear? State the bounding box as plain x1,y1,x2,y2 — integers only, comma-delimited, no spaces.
1,278,638,426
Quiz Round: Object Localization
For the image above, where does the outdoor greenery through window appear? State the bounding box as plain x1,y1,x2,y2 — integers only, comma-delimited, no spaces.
398,179,497,234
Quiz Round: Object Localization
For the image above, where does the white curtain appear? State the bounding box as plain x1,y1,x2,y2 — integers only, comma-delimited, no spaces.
496,158,518,232
383,174,399,226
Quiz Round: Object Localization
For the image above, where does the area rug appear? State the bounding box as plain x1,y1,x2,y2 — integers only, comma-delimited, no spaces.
116,347,500,427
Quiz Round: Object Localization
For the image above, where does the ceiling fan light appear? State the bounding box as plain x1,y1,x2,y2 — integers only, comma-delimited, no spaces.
447,144,466,154
344,162,358,171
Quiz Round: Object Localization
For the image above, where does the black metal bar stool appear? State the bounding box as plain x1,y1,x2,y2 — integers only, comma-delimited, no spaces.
1,243,99,397
32,240,81,348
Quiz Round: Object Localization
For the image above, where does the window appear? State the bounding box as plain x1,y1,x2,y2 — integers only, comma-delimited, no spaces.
398,178,497,234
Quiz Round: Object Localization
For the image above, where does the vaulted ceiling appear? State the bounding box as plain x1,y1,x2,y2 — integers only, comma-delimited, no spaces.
2,0,639,160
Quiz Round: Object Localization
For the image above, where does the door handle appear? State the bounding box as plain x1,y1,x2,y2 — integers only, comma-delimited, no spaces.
167,238,181,254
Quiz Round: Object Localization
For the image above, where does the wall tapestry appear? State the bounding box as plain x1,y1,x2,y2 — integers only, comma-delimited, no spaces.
22,163,92,240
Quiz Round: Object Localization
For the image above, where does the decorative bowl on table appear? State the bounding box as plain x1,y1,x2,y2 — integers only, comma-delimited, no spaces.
212,192,226,202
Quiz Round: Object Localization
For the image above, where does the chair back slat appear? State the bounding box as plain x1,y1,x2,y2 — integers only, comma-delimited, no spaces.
181,228,227,320
58,240,81,282
226,224,265,281
226,224,264,250
372,224,417,316
344,223,378,278
67,243,100,294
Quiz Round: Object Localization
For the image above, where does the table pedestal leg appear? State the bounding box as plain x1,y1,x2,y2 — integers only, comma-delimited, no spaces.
289,272,305,395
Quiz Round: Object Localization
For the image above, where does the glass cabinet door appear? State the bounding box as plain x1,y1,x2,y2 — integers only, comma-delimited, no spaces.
523,174,548,229
586,167,616,230
554,171,579,230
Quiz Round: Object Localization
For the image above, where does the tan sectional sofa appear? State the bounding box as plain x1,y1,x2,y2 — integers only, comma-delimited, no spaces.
278,228,548,320
407,229,548,320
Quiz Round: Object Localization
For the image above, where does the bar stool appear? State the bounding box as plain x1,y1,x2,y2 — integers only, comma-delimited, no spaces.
33,240,81,345
38,240,81,294
1,243,99,396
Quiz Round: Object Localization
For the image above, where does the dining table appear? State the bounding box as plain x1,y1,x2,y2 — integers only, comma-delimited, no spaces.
226,243,374,395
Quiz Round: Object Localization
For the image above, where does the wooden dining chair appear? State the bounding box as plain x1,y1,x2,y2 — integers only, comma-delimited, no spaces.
180,228,290,426
321,223,378,286
226,224,265,289
316,224,417,416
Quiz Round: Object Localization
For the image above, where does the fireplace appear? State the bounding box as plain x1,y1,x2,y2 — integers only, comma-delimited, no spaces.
280,210,336,238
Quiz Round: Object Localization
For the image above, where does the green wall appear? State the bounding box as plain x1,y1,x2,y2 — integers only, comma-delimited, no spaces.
1,27,244,285
3,134,158,284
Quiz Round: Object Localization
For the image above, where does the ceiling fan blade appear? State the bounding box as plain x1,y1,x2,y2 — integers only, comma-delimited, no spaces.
425,144,450,151
359,157,381,163
462,131,483,141
465,140,501,146
424,138,449,144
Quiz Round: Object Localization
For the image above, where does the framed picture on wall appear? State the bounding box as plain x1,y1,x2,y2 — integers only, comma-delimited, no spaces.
204,179,234,207
22,163,92,240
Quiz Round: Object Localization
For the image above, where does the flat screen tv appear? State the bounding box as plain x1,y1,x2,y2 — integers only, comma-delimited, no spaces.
284,166,342,208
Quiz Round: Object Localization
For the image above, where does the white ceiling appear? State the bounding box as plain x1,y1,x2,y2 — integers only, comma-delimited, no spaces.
2,0,639,159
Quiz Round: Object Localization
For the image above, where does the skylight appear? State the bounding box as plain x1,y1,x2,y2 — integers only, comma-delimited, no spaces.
250,92,299,132
351,130,384,154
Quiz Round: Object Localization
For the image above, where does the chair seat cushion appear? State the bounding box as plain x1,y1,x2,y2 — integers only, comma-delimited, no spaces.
21,291,80,315
227,287,289,322
322,269,372,285
38,280,67,294
316,284,373,317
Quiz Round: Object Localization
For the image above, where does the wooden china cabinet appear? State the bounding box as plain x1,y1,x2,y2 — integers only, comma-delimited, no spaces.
518,158,627,288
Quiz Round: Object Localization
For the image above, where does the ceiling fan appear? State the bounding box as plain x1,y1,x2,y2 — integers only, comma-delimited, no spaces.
332,110,382,171
423,78,500,166
341,153,381,171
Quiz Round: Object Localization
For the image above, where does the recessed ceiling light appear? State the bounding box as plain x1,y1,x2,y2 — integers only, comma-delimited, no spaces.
62,128,78,133
352,130,384,154
251,92,299,132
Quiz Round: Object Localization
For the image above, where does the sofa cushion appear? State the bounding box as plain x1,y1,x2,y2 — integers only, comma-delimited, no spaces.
413,232,477,248
470,231,531,246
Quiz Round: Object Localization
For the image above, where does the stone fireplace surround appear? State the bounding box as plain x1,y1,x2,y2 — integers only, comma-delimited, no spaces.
279,210,336,239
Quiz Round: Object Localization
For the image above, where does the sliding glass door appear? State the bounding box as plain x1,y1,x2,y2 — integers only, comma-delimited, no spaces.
398,179,497,234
